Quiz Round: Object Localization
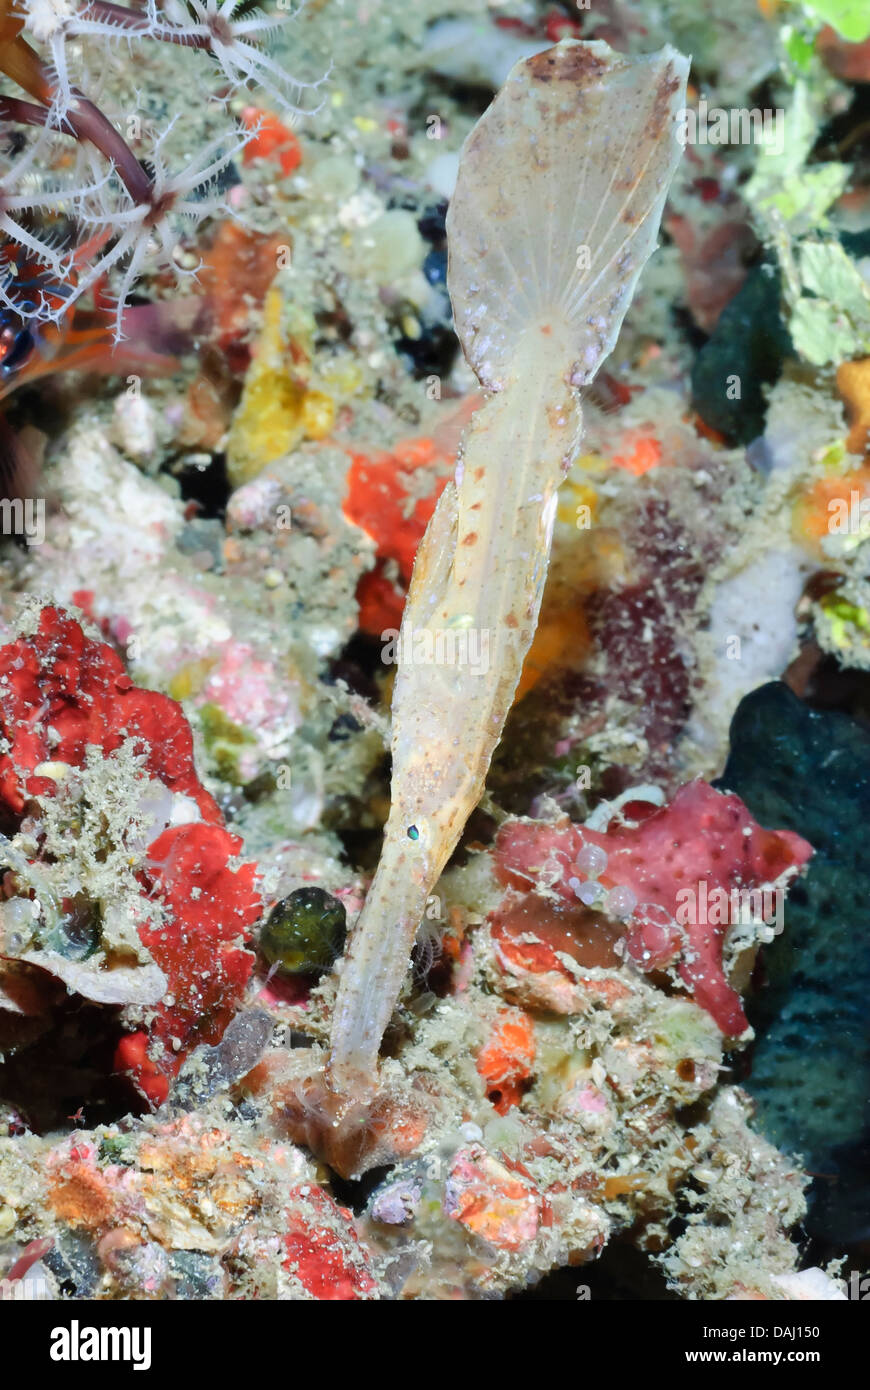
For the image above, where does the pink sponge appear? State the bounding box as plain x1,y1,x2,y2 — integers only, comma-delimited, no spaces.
495,779,813,1035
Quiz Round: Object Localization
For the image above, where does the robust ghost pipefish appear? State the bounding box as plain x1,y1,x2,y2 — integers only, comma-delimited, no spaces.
328,38,689,1101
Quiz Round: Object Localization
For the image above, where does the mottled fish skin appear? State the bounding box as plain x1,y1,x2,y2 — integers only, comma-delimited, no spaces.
328,39,689,1099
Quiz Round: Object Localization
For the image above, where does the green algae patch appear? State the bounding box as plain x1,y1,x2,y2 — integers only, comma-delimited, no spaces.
198,703,257,786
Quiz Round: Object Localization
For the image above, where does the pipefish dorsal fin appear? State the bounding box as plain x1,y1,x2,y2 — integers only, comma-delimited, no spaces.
446,38,689,392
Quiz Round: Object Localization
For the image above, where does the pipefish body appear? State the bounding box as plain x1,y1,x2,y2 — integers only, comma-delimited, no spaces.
328,38,689,1101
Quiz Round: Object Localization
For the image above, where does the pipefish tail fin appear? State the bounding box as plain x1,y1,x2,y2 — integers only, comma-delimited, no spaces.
446,38,689,392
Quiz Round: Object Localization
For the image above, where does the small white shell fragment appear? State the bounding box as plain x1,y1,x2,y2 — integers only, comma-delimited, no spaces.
353,209,425,282
33,761,71,782
585,784,666,830
424,151,460,200
768,1269,848,1301
112,391,157,462
21,951,167,1006
169,793,201,829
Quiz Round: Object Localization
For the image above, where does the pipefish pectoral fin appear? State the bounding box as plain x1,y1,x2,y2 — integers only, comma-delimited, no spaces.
401,478,459,627
446,38,690,393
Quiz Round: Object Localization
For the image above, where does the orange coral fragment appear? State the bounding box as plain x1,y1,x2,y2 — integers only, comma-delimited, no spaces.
476,1007,536,1113
515,606,590,700
602,1172,650,1200
793,466,870,555
49,1156,115,1230
198,221,287,359
344,437,453,634
444,1144,540,1251
242,106,303,176
611,433,663,476
837,359,870,455
344,438,446,582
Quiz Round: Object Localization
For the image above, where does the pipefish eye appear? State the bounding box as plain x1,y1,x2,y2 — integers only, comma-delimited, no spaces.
407,825,420,841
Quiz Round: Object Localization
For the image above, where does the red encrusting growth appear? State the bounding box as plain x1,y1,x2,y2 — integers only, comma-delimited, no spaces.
282,1186,378,1299
0,607,262,1108
611,433,663,476
241,106,303,175
343,437,451,634
476,1006,536,1113
494,779,813,1036
119,822,262,1107
0,606,221,824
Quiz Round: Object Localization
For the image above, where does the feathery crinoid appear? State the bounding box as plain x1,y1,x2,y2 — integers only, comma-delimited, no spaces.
145,0,330,116
0,0,324,346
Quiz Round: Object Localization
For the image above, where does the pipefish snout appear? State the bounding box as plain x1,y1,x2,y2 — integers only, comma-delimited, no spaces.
327,37,690,1102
